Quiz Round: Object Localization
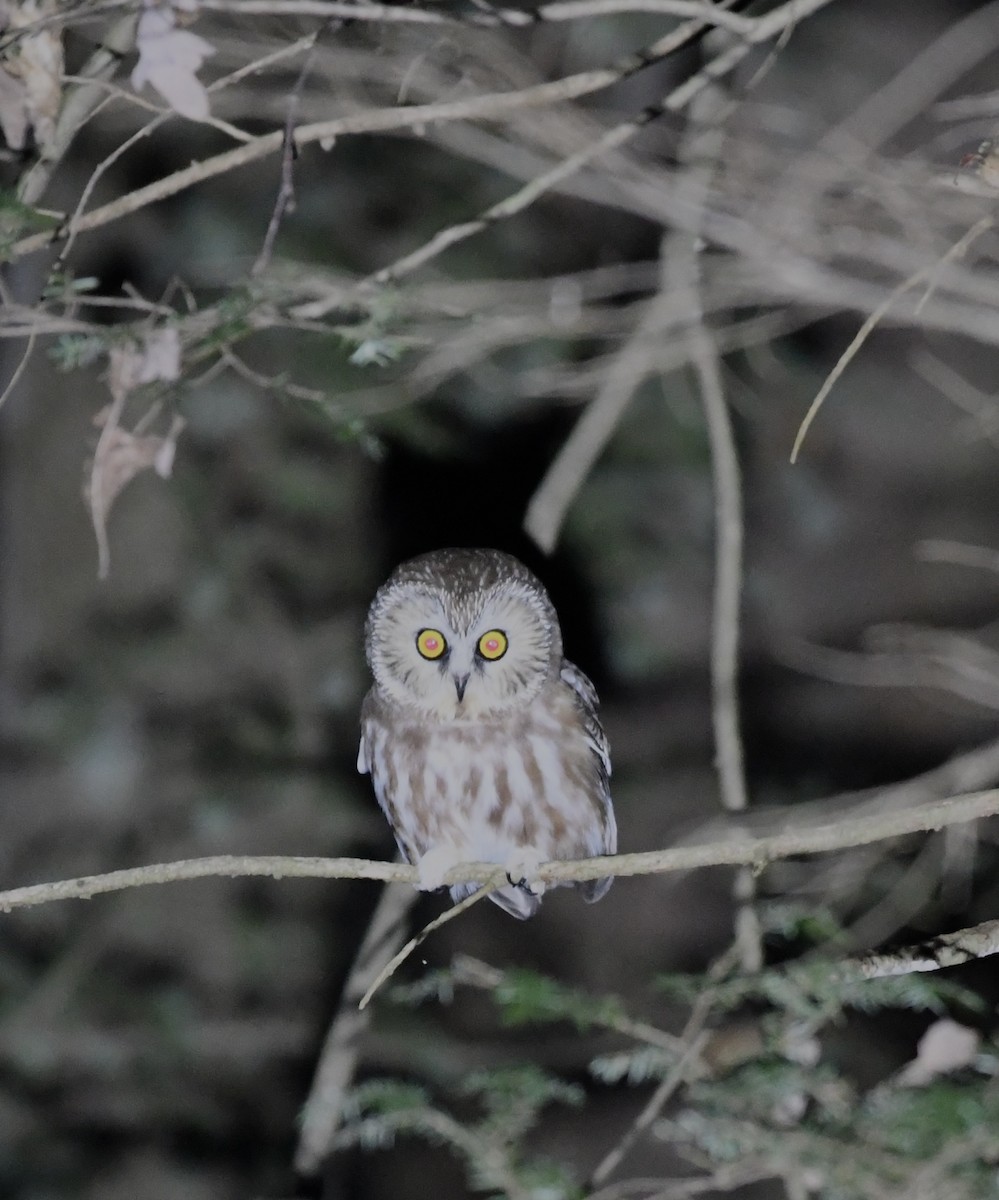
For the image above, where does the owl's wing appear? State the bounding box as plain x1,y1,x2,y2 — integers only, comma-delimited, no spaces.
560,660,611,781
561,659,615,900
357,690,373,774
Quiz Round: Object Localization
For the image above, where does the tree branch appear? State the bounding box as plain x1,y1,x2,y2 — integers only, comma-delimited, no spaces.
294,882,418,1175
2,787,999,913
197,0,760,29
5,0,838,266
853,916,999,979
668,81,756,973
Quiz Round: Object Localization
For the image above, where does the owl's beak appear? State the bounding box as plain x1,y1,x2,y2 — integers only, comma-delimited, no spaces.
453,672,470,702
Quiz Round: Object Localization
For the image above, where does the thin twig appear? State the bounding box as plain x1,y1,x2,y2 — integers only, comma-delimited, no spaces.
358,886,493,1009
790,215,995,463
354,0,836,302
589,1027,711,1187
523,285,681,552
450,955,683,1052
5,0,838,266
197,0,758,28
589,952,731,1189
0,323,38,411
252,27,330,276
252,126,298,277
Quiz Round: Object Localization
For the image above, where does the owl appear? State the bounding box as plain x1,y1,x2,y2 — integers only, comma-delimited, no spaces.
357,548,616,919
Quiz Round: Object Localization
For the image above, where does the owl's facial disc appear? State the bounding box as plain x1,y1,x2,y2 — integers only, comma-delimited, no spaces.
368,576,560,720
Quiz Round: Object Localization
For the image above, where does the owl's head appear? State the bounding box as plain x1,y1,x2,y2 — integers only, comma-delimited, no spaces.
364,549,563,719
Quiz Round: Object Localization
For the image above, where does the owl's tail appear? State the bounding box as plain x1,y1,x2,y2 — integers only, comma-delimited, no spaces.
450,881,541,920
580,874,613,904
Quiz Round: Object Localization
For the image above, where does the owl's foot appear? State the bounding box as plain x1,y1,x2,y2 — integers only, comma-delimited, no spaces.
415,845,468,892
504,847,547,898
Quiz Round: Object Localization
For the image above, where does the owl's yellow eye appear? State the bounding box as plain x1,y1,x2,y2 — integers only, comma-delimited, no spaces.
477,630,508,661
416,628,447,660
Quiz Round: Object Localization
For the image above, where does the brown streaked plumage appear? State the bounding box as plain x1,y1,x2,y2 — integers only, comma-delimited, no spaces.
357,548,616,918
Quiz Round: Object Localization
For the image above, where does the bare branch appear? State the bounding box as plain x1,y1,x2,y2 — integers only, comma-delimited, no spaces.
669,90,747,819
853,916,999,978
668,82,756,972
451,955,684,1052
918,539,999,574
523,280,680,552
294,883,417,1175
2,787,999,914
3,45,705,263
355,0,838,301
791,215,995,462
592,1029,712,1187
358,885,493,1009
252,26,330,276
17,13,139,208
5,0,838,266
198,0,759,29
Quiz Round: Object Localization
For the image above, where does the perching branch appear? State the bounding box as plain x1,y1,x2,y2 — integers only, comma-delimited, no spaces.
2,786,999,914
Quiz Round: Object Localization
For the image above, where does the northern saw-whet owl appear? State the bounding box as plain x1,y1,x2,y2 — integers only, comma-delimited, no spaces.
357,548,616,919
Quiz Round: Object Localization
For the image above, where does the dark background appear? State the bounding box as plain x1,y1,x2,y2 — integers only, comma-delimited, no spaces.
3,1,999,1195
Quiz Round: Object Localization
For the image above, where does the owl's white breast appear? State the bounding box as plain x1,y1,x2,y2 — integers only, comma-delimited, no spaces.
361,681,613,870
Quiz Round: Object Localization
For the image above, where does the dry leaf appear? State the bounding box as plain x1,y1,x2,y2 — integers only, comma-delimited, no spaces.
897,1019,979,1087
955,138,999,192
86,405,186,580
107,328,183,400
131,2,214,121
108,343,144,403
0,66,27,150
138,326,181,383
88,337,186,577
1,0,64,151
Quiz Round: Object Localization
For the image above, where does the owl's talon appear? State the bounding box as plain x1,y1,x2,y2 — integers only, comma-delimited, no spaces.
505,872,546,898
504,848,546,896
415,845,466,892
